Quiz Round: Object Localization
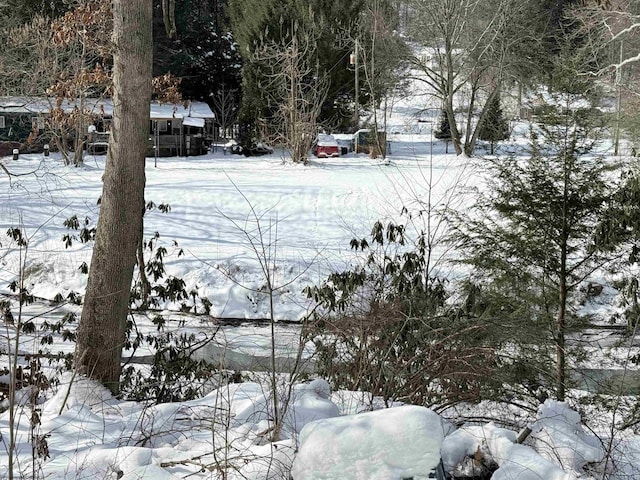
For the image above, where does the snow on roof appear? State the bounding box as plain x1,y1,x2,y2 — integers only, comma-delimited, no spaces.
149,101,215,120
0,97,107,115
183,116,206,128
186,101,216,119
316,134,338,146
0,96,215,120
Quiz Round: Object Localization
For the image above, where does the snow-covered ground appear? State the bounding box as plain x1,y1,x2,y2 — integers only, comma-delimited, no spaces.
3,372,640,479
1,140,472,321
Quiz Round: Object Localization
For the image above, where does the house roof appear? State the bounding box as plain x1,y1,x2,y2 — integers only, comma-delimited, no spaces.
183,117,206,128
150,101,215,120
0,97,74,114
0,97,215,120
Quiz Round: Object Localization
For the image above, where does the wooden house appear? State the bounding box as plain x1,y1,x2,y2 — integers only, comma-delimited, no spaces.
147,101,215,156
0,96,215,157
0,97,50,152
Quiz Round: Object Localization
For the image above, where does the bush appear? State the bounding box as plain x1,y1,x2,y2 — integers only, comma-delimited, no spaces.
304,220,497,408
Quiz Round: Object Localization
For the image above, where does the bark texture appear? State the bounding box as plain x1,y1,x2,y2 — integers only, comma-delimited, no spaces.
76,0,152,394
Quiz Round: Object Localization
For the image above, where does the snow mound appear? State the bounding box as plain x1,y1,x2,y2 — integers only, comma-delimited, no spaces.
440,401,605,480
532,400,605,472
441,423,576,479
291,405,454,480
441,423,516,476
203,379,339,438
43,445,175,480
228,440,296,480
283,379,340,436
490,442,574,480
43,372,117,416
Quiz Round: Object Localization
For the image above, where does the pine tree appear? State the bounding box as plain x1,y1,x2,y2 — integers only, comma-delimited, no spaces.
478,94,509,154
433,108,453,153
229,0,371,135
434,109,452,140
152,0,242,103
451,96,613,401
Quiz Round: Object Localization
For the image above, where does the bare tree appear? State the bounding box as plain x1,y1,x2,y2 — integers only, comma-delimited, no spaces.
75,0,152,394
573,0,640,74
0,3,110,163
253,24,329,164
408,0,532,156
571,0,640,154
352,0,408,159
0,16,58,96
47,0,112,166
211,83,239,140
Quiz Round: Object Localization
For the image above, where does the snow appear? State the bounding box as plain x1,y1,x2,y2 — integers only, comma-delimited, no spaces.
292,405,454,480
441,423,569,480
316,134,339,147
182,116,205,128
2,374,330,479
438,400,613,480
0,96,214,119
43,372,117,416
531,400,605,473
3,376,622,480
0,146,472,321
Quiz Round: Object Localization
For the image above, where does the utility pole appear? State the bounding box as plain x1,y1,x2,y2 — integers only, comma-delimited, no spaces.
352,38,359,131
614,40,623,157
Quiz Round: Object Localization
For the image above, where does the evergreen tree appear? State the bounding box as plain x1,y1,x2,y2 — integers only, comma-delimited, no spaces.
522,0,583,87
451,96,613,402
152,0,242,103
229,0,372,138
477,94,509,154
595,169,640,330
433,108,453,153
433,109,452,140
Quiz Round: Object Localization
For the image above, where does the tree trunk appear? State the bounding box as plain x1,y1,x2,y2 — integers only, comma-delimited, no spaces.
162,0,177,39
136,220,151,310
557,274,567,401
557,147,571,402
444,39,463,156
75,0,152,394
445,100,462,156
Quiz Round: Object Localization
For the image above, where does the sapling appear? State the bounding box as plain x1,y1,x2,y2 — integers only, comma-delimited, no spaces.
214,176,317,441
2,227,53,480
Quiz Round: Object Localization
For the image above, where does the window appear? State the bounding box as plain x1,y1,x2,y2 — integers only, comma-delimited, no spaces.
31,116,45,130
0,116,5,128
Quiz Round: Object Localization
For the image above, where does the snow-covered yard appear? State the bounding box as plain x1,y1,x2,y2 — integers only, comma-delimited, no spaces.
1,136,474,321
